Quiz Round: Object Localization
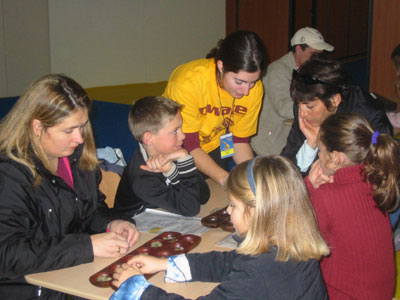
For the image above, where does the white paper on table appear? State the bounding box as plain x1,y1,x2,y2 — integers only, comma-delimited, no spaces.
133,208,209,235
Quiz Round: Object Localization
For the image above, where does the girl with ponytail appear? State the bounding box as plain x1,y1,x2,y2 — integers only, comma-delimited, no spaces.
305,112,399,299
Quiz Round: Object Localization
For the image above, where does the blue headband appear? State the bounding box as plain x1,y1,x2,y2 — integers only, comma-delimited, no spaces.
371,131,380,145
246,157,258,196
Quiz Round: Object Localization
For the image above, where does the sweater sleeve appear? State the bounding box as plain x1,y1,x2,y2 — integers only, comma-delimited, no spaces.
141,251,273,300
186,251,239,282
140,251,241,300
133,155,209,216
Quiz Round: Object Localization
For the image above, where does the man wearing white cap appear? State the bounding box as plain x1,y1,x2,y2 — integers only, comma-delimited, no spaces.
251,27,334,156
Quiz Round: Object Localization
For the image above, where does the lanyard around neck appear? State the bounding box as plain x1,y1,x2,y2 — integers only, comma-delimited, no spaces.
217,84,236,133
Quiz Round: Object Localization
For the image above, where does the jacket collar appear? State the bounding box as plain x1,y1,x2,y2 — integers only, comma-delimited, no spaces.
139,143,149,161
0,143,84,176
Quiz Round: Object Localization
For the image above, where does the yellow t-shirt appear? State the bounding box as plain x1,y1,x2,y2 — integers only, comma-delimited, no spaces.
163,58,263,153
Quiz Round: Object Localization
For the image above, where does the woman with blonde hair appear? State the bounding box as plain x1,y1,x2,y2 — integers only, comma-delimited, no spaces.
0,74,139,300
306,112,398,299
109,156,329,300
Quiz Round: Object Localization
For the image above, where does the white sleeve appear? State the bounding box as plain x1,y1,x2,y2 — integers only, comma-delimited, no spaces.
164,254,192,283
296,140,318,172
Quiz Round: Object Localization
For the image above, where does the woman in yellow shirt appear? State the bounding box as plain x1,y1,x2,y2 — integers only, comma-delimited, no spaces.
163,31,266,185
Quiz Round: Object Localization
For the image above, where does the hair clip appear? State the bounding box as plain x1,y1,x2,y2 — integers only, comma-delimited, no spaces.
371,131,380,145
292,69,338,89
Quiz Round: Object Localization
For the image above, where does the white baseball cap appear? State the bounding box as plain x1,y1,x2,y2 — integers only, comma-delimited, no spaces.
290,27,334,52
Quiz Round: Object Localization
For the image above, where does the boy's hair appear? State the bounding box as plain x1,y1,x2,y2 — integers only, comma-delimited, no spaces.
225,155,330,261
128,96,182,143
319,112,400,213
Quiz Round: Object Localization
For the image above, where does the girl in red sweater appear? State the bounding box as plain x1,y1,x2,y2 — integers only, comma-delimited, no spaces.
306,112,399,299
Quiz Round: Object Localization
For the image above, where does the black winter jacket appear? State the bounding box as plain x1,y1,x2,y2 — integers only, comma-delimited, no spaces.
114,144,210,217
142,249,328,299
281,86,393,175
0,145,132,299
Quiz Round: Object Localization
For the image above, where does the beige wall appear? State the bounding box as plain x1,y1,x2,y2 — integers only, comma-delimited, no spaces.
0,0,50,97
0,0,225,97
48,0,225,88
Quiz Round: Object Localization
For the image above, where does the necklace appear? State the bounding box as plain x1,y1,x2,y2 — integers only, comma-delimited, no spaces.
216,80,236,133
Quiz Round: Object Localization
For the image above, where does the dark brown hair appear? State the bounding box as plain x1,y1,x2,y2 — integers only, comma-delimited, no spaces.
206,31,266,74
319,112,399,212
290,57,349,111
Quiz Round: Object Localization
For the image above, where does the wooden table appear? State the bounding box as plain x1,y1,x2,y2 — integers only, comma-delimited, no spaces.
25,180,232,300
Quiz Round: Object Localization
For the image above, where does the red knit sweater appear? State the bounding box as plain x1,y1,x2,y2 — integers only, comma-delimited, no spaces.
305,164,395,300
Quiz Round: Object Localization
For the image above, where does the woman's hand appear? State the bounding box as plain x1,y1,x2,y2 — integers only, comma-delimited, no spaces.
308,160,333,189
90,232,130,257
107,220,140,248
127,254,168,274
112,263,142,289
299,116,320,149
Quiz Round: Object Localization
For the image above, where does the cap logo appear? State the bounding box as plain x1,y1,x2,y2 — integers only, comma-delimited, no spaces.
300,37,305,43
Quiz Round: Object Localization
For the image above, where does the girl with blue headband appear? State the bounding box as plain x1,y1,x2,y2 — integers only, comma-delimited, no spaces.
306,112,399,299
110,156,330,299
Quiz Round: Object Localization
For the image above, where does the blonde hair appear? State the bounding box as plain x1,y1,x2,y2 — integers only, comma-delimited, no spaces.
225,155,329,261
0,74,98,185
319,112,400,213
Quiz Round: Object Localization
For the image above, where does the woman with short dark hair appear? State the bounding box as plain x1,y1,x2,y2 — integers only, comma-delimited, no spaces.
281,57,392,175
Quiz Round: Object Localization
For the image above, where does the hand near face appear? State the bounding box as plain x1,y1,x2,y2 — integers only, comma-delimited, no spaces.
308,160,334,189
299,116,320,149
107,220,140,248
140,148,189,173
112,263,142,289
126,254,168,275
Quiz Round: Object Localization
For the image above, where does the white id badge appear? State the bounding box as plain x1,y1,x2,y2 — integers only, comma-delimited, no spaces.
220,132,234,158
